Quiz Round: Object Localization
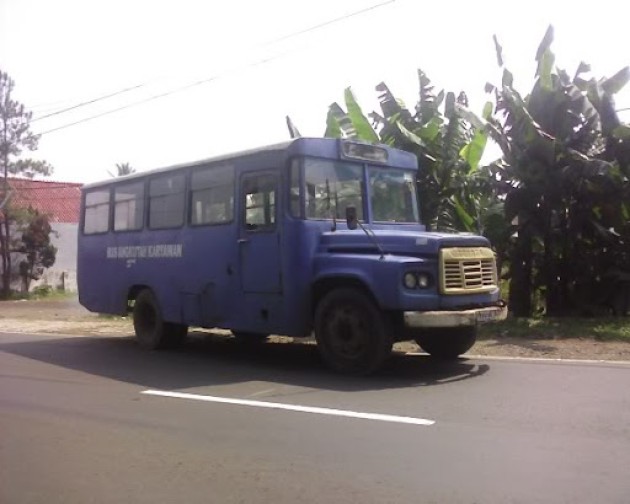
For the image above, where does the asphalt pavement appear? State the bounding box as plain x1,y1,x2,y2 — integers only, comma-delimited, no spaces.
1,330,630,504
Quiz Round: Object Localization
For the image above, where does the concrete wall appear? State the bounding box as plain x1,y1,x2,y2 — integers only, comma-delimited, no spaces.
7,222,78,293
39,222,79,292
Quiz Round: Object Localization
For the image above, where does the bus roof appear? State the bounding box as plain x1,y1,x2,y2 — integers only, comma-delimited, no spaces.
82,138,418,190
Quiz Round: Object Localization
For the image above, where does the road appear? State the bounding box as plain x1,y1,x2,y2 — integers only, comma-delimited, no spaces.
1,331,630,504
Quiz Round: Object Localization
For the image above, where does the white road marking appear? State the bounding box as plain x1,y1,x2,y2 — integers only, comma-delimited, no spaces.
405,352,630,366
247,388,278,398
141,389,435,426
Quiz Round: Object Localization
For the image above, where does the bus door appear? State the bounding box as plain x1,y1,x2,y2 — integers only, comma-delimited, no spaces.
238,172,282,294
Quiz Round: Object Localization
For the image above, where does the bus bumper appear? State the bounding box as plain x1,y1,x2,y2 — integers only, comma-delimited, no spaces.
403,304,508,328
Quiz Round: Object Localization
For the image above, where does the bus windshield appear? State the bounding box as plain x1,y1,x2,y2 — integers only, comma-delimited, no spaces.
303,158,418,223
304,159,364,220
369,167,419,223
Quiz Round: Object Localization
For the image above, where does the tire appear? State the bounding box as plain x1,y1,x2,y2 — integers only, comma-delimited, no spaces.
164,322,189,348
414,326,477,359
133,289,188,350
231,331,269,344
314,288,392,375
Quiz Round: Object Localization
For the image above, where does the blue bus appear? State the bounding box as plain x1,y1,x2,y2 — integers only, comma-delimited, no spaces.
78,138,506,374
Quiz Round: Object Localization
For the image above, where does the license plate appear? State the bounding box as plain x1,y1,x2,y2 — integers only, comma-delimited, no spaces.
476,308,504,324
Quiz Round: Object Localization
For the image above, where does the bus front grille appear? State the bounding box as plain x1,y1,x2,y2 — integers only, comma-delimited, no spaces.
440,247,497,295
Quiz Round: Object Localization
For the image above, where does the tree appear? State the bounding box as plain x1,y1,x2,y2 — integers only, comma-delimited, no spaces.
1,69,53,297
108,162,135,177
286,116,301,139
485,26,630,316
323,78,495,234
17,209,57,292
305,34,628,318
371,77,495,233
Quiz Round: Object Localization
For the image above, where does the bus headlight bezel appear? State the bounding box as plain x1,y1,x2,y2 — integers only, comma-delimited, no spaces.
403,271,432,290
403,272,418,290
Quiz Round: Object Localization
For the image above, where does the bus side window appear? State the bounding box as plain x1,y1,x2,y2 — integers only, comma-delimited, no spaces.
243,174,276,231
114,182,144,231
149,174,186,229
190,165,234,226
84,189,110,234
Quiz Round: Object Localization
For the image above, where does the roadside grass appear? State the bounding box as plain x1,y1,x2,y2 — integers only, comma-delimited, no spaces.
479,317,630,342
6,287,75,301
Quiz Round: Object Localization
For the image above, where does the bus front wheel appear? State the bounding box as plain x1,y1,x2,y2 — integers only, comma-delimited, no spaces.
314,288,392,375
133,289,188,350
414,326,476,359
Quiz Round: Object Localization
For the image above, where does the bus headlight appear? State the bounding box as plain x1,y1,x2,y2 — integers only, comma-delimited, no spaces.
403,272,418,289
418,273,430,288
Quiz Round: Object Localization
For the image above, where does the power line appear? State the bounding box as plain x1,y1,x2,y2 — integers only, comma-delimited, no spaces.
34,0,396,136
34,54,278,136
31,83,146,123
263,0,395,45
34,78,218,135
30,99,77,112
33,0,395,127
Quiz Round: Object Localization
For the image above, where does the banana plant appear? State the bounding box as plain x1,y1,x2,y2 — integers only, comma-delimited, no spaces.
324,74,494,234
486,25,630,316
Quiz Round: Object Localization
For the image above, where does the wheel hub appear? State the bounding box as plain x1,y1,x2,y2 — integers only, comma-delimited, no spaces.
327,305,369,359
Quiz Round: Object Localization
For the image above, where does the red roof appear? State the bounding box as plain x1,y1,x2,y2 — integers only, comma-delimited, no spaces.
5,178,83,223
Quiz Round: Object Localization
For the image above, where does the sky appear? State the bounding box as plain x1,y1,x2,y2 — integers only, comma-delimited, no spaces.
1,0,628,183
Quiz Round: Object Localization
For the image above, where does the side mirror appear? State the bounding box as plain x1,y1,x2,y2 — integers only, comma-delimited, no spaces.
345,206,358,230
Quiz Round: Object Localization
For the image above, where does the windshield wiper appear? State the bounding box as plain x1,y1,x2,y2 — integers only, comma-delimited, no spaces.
345,206,386,260
325,178,337,232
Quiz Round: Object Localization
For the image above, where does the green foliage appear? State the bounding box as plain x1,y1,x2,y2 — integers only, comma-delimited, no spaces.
318,25,629,319
487,25,630,317
16,209,57,293
108,162,135,178
31,284,54,297
325,76,492,233
286,116,302,139
344,88,379,143
7,284,72,300
478,316,630,342
1,69,53,298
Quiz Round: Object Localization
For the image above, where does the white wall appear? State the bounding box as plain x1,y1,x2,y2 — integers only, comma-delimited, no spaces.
7,222,79,293
39,222,79,291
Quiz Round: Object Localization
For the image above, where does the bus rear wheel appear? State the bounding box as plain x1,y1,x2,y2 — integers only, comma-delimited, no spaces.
315,288,392,375
414,326,476,359
133,289,188,350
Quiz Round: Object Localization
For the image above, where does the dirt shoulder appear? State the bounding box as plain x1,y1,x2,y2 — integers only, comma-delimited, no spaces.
0,297,131,335
1,297,629,361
